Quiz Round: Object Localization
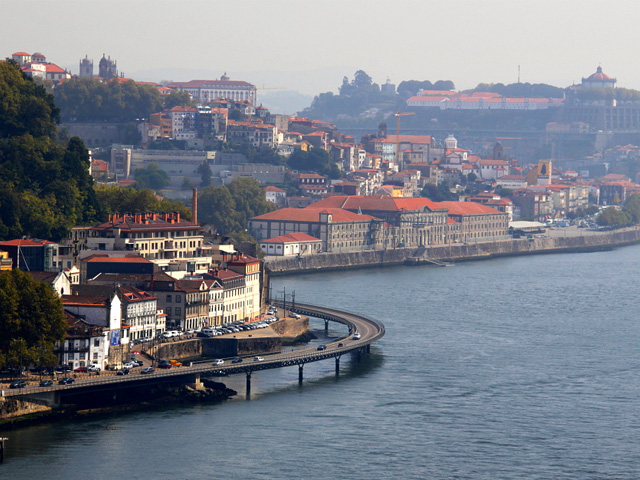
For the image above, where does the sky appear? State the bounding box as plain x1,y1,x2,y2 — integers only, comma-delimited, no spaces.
4,0,640,97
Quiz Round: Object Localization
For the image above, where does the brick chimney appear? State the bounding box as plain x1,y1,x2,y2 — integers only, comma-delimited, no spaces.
192,188,198,225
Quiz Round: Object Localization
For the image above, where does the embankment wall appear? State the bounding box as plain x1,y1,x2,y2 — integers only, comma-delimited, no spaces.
266,227,640,274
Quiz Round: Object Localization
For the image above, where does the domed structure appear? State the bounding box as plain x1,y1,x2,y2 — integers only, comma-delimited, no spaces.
79,55,93,78
444,134,457,150
98,54,118,80
581,66,616,89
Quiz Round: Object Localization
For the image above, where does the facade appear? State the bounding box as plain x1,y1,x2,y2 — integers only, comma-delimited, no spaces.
56,312,109,370
0,239,60,272
260,232,323,256
168,76,257,106
249,207,383,253
437,202,509,243
88,212,206,266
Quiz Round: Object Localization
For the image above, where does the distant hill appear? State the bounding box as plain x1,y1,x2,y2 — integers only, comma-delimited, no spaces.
258,90,313,115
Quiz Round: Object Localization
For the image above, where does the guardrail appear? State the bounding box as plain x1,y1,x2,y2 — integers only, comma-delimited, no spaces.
4,303,385,399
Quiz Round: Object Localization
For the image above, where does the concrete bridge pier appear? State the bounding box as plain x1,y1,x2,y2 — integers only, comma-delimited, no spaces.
246,372,252,396
335,356,340,376
324,320,329,334
366,344,370,354
298,364,304,384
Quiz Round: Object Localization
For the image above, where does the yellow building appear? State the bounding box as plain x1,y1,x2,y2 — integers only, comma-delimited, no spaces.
0,251,12,271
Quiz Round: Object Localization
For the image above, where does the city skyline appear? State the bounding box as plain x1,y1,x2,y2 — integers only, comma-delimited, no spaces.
3,0,639,96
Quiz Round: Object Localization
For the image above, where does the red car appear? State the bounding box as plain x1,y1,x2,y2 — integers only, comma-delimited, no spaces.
73,366,88,373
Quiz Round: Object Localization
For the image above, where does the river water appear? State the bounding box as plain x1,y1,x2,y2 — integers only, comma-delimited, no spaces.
5,246,640,479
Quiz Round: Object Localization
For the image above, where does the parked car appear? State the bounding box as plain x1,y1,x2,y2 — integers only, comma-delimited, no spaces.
87,364,98,372
39,380,53,387
140,367,154,374
58,377,74,385
169,360,182,367
123,362,135,370
158,363,172,369
213,359,224,366
74,366,88,373
231,357,243,364
10,380,26,389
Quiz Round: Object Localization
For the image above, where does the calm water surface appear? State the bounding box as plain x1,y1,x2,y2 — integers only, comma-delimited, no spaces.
5,246,640,479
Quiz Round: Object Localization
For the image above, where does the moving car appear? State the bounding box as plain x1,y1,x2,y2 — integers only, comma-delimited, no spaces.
39,380,53,387
10,380,26,389
231,357,243,364
140,367,154,374
253,356,264,362
352,333,361,340
116,368,130,375
58,377,74,385
213,359,224,366
317,344,326,351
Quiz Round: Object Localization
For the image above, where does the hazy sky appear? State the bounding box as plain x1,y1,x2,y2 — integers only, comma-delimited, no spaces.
4,0,640,96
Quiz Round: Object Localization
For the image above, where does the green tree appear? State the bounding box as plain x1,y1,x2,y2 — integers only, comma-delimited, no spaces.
134,163,170,191
198,186,242,234
0,62,101,240
287,148,336,177
163,90,193,109
197,161,212,187
0,269,66,370
597,207,630,227
420,184,458,202
227,177,276,227
95,185,191,220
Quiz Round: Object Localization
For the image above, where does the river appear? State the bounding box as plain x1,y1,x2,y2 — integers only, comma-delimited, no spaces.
4,246,640,479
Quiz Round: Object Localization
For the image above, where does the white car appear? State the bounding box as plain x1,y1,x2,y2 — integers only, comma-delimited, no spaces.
123,362,135,369
253,356,264,362
213,359,224,366
352,333,361,340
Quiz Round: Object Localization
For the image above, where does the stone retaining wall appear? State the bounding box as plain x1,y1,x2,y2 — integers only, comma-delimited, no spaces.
0,397,51,420
266,227,640,274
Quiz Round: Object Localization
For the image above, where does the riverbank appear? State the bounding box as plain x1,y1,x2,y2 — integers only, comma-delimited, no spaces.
265,226,640,275
0,380,236,431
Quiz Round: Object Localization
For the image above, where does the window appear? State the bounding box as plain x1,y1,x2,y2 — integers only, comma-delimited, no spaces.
176,295,182,303
166,295,172,303
175,307,181,316
94,339,99,347
166,307,171,315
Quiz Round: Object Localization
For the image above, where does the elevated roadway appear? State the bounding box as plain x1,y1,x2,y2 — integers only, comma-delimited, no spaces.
4,303,384,403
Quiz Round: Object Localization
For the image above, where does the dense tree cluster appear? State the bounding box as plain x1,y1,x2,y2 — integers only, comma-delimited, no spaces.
198,178,275,236
54,77,191,123
469,82,564,98
0,269,67,371
420,183,458,202
287,148,341,178
95,185,192,220
397,79,456,98
134,162,170,190
301,70,397,120
0,61,102,240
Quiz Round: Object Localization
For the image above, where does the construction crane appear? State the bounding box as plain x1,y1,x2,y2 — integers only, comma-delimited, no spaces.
393,111,415,171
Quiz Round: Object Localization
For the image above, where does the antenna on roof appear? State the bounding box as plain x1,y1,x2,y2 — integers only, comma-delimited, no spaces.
518,65,521,84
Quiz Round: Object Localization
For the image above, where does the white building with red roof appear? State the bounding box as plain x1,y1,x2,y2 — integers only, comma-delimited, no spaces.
260,232,323,257
167,75,257,106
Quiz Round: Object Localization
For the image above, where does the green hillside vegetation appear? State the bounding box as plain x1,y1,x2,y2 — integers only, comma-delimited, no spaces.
54,77,192,122
0,60,102,240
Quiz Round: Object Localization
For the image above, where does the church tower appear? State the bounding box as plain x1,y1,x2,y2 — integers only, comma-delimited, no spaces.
98,54,118,80
378,120,387,139
444,134,458,150
493,141,504,160
79,55,93,78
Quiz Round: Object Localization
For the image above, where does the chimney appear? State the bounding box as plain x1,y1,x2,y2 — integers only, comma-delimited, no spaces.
192,188,198,225
176,212,180,223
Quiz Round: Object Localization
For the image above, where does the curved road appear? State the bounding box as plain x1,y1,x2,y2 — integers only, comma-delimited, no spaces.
5,303,385,399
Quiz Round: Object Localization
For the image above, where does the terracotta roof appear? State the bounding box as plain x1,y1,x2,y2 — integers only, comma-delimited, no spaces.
265,186,285,192
437,201,503,215
83,255,151,264
311,195,445,212
0,238,55,246
251,207,378,223
262,232,321,244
